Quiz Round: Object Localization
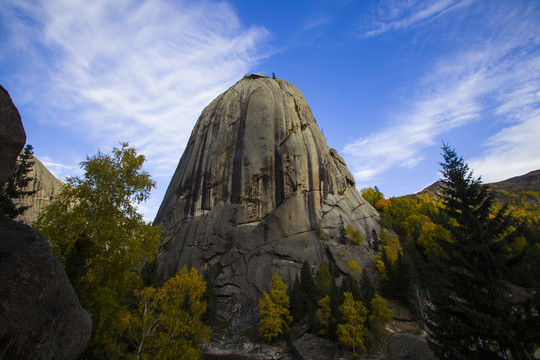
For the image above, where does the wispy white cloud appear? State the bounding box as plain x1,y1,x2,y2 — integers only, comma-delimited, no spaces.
469,111,540,183
469,52,540,181
345,1,540,184
344,57,488,180
359,0,472,38
2,0,269,219
302,16,332,31
40,156,81,181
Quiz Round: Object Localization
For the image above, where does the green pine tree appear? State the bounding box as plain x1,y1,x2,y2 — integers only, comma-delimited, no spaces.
360,271,375,311
0,144,37,219
426,144,539,360
315,262,333,297
300,261,317,320
371,229,380,251
289,275,303,324
383,251,415,303
340,274,361,302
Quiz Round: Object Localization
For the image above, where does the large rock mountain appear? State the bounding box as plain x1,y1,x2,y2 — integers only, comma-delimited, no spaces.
155,75,379,327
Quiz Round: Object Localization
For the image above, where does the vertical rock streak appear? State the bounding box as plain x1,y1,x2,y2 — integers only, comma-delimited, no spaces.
154,75,380,328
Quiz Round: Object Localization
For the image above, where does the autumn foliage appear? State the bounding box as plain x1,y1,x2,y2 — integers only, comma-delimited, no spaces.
258,273,292,341
122,267,211,359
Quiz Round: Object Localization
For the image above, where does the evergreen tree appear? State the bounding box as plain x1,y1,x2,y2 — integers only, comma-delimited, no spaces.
371,229,380,251
383,251,415,303
379,247,391,277
395,252,416,302
0,144,36,219
360,271,375,311
289,275,303,324
315,262,333,297
300,261,317,320
140,259,163,288
328,273,341,340
426,144,539,360
340,274,361,302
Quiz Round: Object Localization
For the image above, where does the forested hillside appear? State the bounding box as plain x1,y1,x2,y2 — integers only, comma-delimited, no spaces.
362,150,540,359
419,169,540,227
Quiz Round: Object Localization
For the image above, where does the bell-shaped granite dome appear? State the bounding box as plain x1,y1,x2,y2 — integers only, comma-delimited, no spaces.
154,74,379,327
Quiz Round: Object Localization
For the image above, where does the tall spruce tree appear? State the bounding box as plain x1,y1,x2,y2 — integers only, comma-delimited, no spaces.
300,261,317,320
371,229,380,251
426,144,539,360
315,262,333,297
383,251,415,304
289,275,303,324
0,144,36,219
360,271,375,311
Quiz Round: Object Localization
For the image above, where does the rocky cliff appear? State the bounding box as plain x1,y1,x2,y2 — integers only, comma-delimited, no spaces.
0,84,91,359
155,75,379,328
0,85,26,185
14,155,64,225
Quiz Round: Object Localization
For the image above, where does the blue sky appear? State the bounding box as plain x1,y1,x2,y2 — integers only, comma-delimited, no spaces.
1,0,539,221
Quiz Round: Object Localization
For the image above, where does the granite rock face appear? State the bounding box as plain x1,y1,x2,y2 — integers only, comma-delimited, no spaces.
290,333,338,359
0,217,92,360
0,84,91,359
14,155,64,225
388,334,437,360
155,75,379,327
0,85,26,185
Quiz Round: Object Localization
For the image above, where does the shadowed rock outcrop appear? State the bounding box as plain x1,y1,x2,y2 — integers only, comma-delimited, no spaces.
155,75,379,328
388,334,436,360
0,84,91,359
0,217,92,360
0,85,25,185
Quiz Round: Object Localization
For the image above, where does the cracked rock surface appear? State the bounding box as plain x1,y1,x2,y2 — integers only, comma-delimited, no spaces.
154,75,379,329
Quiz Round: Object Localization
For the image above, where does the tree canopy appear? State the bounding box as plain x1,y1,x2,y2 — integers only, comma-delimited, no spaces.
36,143,161,359
258,273,292,342
337,291,368,355
121,267,210,360
426,144,539,360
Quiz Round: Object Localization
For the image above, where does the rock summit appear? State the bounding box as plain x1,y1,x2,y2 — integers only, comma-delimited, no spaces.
155,74,379,327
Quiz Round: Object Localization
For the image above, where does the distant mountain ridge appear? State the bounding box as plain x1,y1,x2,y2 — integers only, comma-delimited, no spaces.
418,169,540,224
490,169,540,195
419,169,540,196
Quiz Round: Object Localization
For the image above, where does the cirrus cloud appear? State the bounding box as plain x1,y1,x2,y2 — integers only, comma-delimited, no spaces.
1,0,269,219
346,1,540,185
